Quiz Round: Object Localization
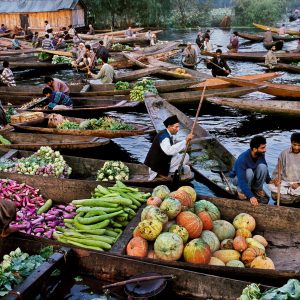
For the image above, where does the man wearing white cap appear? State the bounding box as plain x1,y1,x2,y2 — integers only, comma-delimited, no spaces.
145,115,194,180
183,42,197,65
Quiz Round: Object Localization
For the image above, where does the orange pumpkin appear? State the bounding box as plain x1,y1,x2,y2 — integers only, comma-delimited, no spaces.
233,213,256,232
183,238,211,264
169,190,193,208
235,228,252,239
126,237,148,257
233,236,248,252
198,211,213,230
250,255,275,270
133,227,143,238
146,196,162,207
176,211,203,238
241,247,264,266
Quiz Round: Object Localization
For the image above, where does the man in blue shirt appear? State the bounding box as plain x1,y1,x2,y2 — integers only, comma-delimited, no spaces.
229,135,271,206
42,87,73,110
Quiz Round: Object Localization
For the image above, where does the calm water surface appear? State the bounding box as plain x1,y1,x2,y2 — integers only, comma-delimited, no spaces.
17,27,300,195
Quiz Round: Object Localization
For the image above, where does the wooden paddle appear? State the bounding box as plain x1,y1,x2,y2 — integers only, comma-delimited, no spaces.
277,158,281,207
172,85,207,188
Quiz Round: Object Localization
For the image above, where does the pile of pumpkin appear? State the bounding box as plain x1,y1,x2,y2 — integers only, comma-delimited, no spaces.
126,185,275,270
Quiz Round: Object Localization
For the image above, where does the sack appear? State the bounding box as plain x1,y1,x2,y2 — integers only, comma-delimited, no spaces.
48,113,66,128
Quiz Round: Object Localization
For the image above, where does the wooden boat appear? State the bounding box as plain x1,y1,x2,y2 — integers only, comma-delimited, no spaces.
253,23,300,36
258,62,300,74
0,48,38,56
7,60,71,70
111,30,163,45
271,192,300,205
145,94,236,198
114,66,162,81
263,40,283,50
206,97,300,117
0,132,110,151
22,99,141,118
2,176,300,287
0,149,193,187
191,72,281,90
237,32,264,42
12,116,148,138
272,34,299,41
1,237,261,300
202,51,300,63
221,77,300,99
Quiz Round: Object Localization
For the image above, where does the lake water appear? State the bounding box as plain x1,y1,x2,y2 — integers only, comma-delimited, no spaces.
15,25,300,196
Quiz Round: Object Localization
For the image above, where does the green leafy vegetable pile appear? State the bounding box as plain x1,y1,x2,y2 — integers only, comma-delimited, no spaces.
5,106,17,123
97,57,115,64
111,43,133,51
0,247,53,296
38,52,53,62
52,55,72,65
0,135,11,145
129,79,158,102
115,81,130,90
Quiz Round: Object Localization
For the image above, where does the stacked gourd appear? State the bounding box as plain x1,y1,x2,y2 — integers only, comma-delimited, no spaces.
126,185,275,270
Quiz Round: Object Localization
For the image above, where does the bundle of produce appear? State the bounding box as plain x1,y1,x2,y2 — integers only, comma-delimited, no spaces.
38,52,52,62
0,247,53,297
5,105,17,123
238,279,300,300
0,146,72,178
52,55,72,65
129,79,158,102
111,43,133,51
115,81,130,90
54,181,150,251
97,57,115,64
126,185,274,270
0,179,76,239
0,134,11,145
20,97,45,110
175,68,187,74
58,117,135,131
96,161,129,181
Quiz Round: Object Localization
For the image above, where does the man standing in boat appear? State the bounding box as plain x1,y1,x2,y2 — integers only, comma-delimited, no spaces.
183,42,197,66
229,135,271,206
268,132,300,202
144,115,194,181
206,49,231,77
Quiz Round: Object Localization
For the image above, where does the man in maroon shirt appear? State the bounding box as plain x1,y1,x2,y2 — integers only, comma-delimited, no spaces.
44,76,70,94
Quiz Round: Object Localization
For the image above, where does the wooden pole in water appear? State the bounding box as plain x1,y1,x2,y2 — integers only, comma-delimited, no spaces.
277,158,281,207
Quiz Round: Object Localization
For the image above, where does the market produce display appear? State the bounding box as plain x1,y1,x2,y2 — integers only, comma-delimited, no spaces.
20,97,45,110
5,105,17,123
57,117,135,131
97,57,115,64
96,161,129,181
126,185,275,269
37,52,52,61
0,179,76,239
0,247,54,297
111,43,133,51
238,279,300,300
129,79,158,101
0,146,72,178
52,55,73,65
54,181,150,251
115,81,130,90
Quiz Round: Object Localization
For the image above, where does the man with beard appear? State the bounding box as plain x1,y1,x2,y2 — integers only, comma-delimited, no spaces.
229,135,271,206
268,132,300,200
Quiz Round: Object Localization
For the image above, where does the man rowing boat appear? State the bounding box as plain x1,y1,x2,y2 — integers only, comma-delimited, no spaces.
145,115,193,181
206,49,231,77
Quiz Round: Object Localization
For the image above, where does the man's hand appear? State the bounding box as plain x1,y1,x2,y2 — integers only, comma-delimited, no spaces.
290,183,299,189
250,197,259,206
186,133,194,143
270,178,281,187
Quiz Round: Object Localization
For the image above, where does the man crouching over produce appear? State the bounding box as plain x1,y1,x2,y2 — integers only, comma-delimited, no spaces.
0,199,16,237
145,115,193,181
43,87,73,110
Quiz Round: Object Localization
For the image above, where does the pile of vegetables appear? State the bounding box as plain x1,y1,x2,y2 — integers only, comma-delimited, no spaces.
20,97,45,110
97,57,115,64
0,146,72,178
291,62,300,66
115,81,130,90
126,185,275,270
239,279,300,300
57,117,135,131
38,52,52,61
0,135,11,145
111,43,133,51
52,55,73,65
0,247,53,297
96,161,129,181
5,105,17,123
0,179,76,239
54,181,150,251
129,79,158,102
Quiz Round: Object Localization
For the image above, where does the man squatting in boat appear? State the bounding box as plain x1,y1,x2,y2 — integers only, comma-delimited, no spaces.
145,115,194,181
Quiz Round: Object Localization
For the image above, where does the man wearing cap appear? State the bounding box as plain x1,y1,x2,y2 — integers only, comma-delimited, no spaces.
206,49,231,77
183,42,197,65
145,115,194,180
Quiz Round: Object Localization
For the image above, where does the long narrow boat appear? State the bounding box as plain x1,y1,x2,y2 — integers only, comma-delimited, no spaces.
12,116,148,138
0,237,260,300
144,94,236,198
2,176,299,287
7,60,71,70
221,77,300,98
0,48,38,56
258,62,300,74
114,66,162,81
0,149,192,187
0,132,110,151
206,97,300,117
253,23,300,35
202,51,300,63
191,72,281,90
238,32,298,42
